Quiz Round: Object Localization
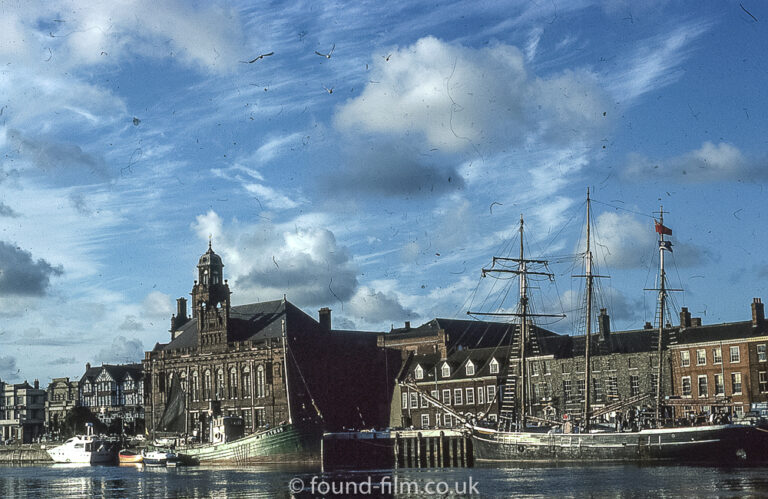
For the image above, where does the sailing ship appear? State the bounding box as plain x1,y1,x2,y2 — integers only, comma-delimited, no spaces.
469,191,768,463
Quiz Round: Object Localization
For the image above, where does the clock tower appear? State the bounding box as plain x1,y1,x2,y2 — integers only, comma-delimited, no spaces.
191,242,231,351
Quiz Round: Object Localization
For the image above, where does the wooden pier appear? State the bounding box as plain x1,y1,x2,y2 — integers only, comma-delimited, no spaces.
321,429,473,470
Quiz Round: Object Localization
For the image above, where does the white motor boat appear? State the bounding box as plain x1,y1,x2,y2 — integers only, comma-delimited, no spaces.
142,448,179,466
46,423,115,464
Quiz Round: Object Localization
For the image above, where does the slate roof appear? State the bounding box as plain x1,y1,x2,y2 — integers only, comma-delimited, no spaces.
161,299,327,352
674,320,766,346
79,363,143,385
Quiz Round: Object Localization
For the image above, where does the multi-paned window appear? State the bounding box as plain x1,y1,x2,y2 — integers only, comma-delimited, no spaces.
593,378,604,402
410,392,419,409
698,375,708,398
420,414,430,428
442,389,451,405
606,376,619,399
651,373,659,396
466,387,475,405
730,346,741,363
731,372,743,394
713,347,723,365
489,358,499,374
487,385,496,403
563,379,572,401
530,361,540,376
465,361,475,376
420,395,428,408
759,344,767,362
441,363,451,378
682,376,692,397
696,349,706,366
680,351,690,367
714,374,724,396
759,371,768,393
629,375,640,396
477,386,485,405
415,365,424,380
453,388,463,405
402,392,409,410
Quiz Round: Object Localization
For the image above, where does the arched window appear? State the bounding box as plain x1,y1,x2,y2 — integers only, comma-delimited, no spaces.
192,371,200,401
242,367,251,399
256,365,266,398
216,369,225,399
204,370,212,400
180,372,188,393
228,367,238,399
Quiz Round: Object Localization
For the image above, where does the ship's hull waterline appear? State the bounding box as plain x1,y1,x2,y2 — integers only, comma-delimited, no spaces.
473,424,768,463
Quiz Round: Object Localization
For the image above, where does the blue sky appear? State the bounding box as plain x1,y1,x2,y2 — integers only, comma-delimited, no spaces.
1,0,767,383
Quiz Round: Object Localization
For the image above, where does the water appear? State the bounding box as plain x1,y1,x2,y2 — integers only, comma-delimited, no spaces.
1,463,768,498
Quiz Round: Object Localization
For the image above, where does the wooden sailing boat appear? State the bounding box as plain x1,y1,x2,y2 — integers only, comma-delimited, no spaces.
470,191,768,463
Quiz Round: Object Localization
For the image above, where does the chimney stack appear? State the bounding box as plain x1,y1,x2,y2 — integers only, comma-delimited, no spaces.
405,321,411,330
318,307,332,330
170,297,190,339
34,379,39,390
752,298,764,328
680,307,692,329
598,308,611,342
691,317,702,327
86,362,91,370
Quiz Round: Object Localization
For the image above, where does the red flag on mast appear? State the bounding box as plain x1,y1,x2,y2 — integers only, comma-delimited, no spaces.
655,221,672,236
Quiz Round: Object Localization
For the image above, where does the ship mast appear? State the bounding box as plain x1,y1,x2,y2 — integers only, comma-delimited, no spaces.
469,215,564,431
655,208,668,425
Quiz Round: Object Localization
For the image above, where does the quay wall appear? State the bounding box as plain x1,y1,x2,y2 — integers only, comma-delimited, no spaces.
0,444,53,463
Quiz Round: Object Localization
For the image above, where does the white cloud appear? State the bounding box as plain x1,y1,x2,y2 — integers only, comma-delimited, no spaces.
345,286,415,325
625,142,763,183
592,212,655,269
95,335,144,364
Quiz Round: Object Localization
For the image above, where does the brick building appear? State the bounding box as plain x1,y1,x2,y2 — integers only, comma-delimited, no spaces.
0,380,46,443
45,377,79,437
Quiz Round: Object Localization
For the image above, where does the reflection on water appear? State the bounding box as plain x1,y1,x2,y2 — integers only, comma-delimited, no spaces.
2,462,768,497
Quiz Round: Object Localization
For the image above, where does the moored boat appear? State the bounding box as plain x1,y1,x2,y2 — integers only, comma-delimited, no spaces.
142,448,179,466
46,423,115,464
118,449,144,464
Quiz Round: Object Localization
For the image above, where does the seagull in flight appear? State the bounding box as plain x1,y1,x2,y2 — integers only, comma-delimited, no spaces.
322,86,334,94
315,43,335,59
240,52,274,63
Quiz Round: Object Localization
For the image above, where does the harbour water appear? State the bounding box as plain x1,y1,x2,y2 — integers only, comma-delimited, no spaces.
2,463,768,497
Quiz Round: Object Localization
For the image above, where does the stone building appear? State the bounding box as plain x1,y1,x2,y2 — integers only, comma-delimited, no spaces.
0,380,46,443
144,244,396,441
79,363,144,432
668,299,768,419
45,377,79,437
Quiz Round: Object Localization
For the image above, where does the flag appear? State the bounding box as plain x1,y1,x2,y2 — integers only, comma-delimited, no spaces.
655,221,672,235
659,240,673,252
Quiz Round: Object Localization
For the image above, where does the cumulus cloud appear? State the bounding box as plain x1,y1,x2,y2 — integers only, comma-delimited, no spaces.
560,285,643,329
96,335,144,364
335,36,608,153
118,316,144,331
143,291,172,318
346,286,416,325
624,142,765,183
0,202,19,217
0,355,19,379
6,129,112,185
0,241,63,296
323,141,464,198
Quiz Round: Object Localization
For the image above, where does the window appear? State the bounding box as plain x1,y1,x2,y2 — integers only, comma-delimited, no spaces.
731,372,743,395
576,380,585,401
606,376,619,400
696,349,706,366
465,361,475,376
487,385,496,403
444,414,453,427
682,376,692,397
215,369,225,399
242,367,251,398
629,375,640,396
651,373,659,396
714,374,724,396
441,363,451,378
204,370,212,400
420,395,428,408
430,390,438,403
421,414,430,428
435,413,441,427
730,346,740,363
759,372,768,393
489,358,499,374
442,389,451,405
228,368,238,399
414,365,423,380
454,388,463,405
734,405,744,418
563,379,572,401
680,351,690,367
256,365,266,398
466,387,475,405
402,392,408,410
191,372,200,401
410,392,418,409
713,347,722,364
530,362,539,376
698,375,708,398
593,378,604,402
759,344,767,362
477,386,484,405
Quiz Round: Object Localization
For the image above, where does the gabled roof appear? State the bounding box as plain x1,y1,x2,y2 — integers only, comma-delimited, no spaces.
401,345,515,382
80,363,143,384
163,299,323,352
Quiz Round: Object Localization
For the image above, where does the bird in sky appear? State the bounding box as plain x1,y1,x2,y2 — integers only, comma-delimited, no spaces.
240,52,274,63
315,43,335,59
323,86,334,94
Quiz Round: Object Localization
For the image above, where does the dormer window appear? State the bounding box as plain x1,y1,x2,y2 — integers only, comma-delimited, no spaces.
465,361,475,376
414,365,424,380
490,358,499,374
441,363,451,378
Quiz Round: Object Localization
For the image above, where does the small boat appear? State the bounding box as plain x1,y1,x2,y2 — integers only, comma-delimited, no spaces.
118,449,144,464
142,448,179,466
46,423,115,464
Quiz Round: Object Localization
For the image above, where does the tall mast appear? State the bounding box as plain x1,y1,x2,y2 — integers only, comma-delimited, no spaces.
655,207,667,424
583,189,593,431
468,215,564,432
519,215,528,429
